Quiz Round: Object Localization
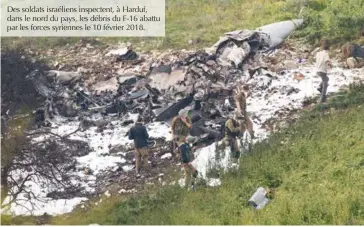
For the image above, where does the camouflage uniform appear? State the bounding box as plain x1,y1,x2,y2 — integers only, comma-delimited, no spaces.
179,142,198,189
171,115,192,145
224,118,241,161
235,91,254,138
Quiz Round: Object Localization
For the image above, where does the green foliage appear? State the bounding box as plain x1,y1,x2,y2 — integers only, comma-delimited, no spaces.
298,0,364,44
1,214,36,225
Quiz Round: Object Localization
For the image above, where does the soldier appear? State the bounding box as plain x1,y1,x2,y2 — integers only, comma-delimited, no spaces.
178,136,198,191
234,84,254,139
315,40,333,103
128,115,150,175
342,43,364,61
171,109,193,146
224,114,241,162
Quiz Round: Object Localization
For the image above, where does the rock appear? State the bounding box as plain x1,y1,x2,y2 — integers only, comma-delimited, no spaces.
45,70,81,85
77,67,89,73
337,62,346,68
347,57,358,69
110,145,124,154
92,77,118,94
94,119,109,128
283,60,297,70
104,190,111,197
151,64,172,74
56,102,78,117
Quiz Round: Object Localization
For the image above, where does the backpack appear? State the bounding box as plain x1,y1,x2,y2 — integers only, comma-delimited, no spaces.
179,143,195,162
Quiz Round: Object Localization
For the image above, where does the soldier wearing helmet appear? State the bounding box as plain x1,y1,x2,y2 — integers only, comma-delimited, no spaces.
224,112,242,162
234,83,254,139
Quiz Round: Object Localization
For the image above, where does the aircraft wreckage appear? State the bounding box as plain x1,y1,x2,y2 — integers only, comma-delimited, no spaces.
27,19,304,147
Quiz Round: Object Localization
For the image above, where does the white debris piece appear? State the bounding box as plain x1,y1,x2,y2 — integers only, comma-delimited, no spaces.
118,189,137,194
105,47,128,57
248,187,270,209
122,165,134,172
207,178,221,187
161,153,172,159
104,190,111,197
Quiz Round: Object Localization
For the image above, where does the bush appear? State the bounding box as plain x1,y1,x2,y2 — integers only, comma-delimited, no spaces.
298,0,364,44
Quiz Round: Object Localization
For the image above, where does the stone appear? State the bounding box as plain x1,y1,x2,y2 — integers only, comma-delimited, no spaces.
92,77,119,93
283,60,298,70
347,57,358,69
77,67,89,73
45,70,81,85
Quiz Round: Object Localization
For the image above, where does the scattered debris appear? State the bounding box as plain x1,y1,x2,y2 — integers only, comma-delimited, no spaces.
4,19,363,216
161,153,172,159
45,70,81,85
248,187,270,210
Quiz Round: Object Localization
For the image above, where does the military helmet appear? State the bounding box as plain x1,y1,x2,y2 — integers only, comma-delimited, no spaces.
186,136,197,144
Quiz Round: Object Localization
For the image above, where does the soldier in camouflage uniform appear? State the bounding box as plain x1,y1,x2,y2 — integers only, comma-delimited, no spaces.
179,136,198,191
171,110,193,146
234,84,254,139
224,114,241,162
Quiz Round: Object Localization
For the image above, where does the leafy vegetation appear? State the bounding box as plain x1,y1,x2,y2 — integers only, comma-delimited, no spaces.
2,0,364,51
297,0,364,45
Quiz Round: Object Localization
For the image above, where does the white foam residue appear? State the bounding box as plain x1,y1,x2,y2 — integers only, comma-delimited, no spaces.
2,189,87,216
105,47,128,57
192,142,232,179
122,165,134,172
247,65,362,141
207,178,221,187
4,51,363,216
76,152,124,175
3,113,173,216
118,188,137,193
147,122,172,141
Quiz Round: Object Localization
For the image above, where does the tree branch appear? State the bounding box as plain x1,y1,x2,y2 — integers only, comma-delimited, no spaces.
1,173,34,209
24,124,81,140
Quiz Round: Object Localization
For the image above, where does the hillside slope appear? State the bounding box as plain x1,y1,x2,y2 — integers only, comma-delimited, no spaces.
5,84,361,225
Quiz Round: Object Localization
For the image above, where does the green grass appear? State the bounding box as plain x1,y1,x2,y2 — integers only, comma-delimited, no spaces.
3,85,364,225
2,0,364,51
